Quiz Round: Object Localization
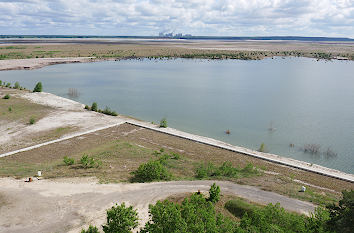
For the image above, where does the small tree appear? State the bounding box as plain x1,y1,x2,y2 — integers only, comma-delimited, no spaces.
159,118,168,128
14,81,20,89
91,102,98,112
102,203,139,233
208,183,221,203
33,82,43,92
81,225,99,233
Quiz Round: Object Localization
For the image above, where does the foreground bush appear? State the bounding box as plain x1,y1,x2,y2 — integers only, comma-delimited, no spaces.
33,82,43,92
81,225,99,233
29,117,35,125
132,160,171,182
2,94,10,99
142,192,236,233
102,203,138,233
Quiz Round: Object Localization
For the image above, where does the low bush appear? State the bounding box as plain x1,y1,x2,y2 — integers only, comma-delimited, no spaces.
14,81,20,89
81,225,99,233
5,82,11,88
2,94,10,99
33,82,43,92
91,102,98,112
63,156,75,166
29,117,35,125
225,198,257,218
159,118,167,128
8,107,12,112
195,161,258,179
132,160,171,182
80,154,102,168
102,106,118,116
84,105,90,110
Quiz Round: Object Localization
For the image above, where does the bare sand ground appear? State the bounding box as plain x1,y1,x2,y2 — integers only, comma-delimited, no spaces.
0,177,315,233
0,57,95,71
0,90,125,153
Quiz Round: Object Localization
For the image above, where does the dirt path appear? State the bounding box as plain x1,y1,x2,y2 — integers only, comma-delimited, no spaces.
0,178,315,233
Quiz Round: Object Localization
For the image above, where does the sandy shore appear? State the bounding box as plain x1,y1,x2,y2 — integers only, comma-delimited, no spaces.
0,57,95,71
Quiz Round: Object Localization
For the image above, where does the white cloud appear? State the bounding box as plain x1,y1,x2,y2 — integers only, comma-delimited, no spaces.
0,0,353,37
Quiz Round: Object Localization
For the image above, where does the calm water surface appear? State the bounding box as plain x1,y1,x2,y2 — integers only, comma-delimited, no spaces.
1,57,354,173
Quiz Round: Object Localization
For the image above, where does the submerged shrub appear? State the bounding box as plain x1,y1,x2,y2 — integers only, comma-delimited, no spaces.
33,82,43,92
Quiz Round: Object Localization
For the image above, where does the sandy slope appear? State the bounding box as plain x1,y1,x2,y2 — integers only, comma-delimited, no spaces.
0,178,315,233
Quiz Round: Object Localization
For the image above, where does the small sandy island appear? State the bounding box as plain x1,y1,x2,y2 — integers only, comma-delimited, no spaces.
0,57,95,71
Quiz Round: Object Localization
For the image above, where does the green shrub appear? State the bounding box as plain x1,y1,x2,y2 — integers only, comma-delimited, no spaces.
326,190,354,233
3,94,10,99
258,143,267,152
80,154,101,168
8,107,12,112
195,161,258,179
102,203,139,233
63,156,75,166
29,117,35,125
208,183,220,203
91,102,98,112
81,225,99,233
84,105,90,110
6,82,11,88
142,191,237,233
33,82,43,92
0,80,2,86
132,160,171,182
102,106,118,116
159,118,168,128
225,199,257,218
14,81,20,89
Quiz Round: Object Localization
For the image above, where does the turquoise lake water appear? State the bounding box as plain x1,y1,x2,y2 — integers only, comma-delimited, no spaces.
1,57,353,173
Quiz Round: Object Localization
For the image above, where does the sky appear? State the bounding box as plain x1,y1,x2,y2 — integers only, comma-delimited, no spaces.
0,0,353,38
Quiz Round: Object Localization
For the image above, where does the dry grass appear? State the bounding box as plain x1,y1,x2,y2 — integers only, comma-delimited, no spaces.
0,88,50,124
0,123,352,206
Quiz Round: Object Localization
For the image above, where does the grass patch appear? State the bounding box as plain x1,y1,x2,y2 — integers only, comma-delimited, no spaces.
0,95,50,123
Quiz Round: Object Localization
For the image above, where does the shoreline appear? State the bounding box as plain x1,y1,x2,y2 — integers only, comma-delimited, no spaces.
0,55,352,71
0,91,353,183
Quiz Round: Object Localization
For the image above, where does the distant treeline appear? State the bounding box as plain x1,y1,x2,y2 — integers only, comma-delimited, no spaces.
0,35,353,42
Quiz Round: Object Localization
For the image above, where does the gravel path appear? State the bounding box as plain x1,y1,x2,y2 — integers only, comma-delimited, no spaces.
0,178,315,233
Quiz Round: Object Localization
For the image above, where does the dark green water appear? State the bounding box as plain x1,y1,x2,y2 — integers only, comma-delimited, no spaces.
1,57,353,173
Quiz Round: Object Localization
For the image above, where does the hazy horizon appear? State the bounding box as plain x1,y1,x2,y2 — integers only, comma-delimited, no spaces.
0,0,353,38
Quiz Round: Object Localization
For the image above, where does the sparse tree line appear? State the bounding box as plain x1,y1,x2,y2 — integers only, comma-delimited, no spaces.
81,183,354,233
